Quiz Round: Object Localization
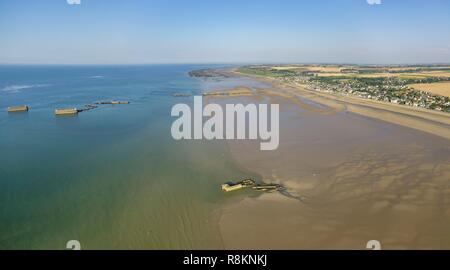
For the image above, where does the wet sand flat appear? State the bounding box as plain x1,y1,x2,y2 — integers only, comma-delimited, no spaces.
212,78,450,249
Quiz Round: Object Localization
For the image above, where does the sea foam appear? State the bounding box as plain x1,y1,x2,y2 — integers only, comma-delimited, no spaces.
1,84,51,93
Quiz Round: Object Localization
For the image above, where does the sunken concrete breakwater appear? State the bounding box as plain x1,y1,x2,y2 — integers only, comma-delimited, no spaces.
7,105,29,113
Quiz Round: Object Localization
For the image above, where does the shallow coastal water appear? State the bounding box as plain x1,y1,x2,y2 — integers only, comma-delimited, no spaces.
0,65,259,249
2,65,449,250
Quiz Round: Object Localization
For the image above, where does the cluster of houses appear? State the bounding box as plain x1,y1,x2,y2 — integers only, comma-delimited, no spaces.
278,75,450,113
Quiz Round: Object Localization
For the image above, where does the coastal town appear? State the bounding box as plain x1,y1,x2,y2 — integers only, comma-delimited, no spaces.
237,65,450,113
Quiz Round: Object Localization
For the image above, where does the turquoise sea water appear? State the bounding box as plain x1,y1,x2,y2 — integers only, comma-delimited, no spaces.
0,65,262,249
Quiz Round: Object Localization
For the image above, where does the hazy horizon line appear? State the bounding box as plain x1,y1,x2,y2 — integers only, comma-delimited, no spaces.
1,62,450,67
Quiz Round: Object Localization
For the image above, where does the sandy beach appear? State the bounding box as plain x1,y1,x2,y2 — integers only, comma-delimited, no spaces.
232,69,450,140
211,71,450,249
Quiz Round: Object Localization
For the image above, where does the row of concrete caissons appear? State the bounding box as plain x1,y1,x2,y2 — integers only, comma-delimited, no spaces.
6,101,129,116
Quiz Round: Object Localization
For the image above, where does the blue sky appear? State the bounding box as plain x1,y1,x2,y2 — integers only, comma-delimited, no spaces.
0,0,449,64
